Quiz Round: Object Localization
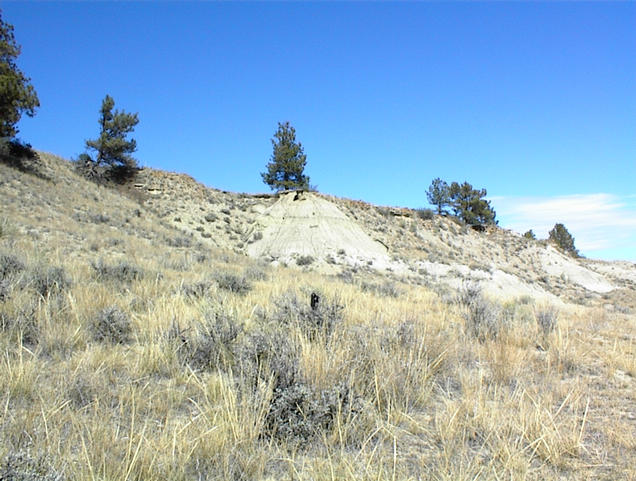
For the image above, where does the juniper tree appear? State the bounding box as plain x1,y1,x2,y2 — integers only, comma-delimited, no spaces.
84,95,139,177
261,121,310,191
0,9,40,139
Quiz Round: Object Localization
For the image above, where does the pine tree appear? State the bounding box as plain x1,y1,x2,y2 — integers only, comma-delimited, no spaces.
548,223,578,257
448,181,496,226
426,178,450,215
84,95,139,178
261,121,309,191
0,9,40,139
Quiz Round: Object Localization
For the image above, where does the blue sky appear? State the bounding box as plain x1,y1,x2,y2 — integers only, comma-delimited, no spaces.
3,1,635,261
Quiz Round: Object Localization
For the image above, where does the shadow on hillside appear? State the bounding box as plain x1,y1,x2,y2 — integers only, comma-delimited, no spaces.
0,139,50,180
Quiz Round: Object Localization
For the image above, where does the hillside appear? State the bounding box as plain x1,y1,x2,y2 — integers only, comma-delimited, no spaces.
132,162,635,310
0,152,634,481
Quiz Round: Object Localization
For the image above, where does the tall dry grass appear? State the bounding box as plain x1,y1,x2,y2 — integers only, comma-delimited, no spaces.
1,158,634,480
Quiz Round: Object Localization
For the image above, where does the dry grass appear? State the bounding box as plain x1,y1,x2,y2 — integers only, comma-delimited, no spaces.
0,155,634,480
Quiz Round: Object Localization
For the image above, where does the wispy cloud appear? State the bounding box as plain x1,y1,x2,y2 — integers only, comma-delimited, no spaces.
492,194,636,261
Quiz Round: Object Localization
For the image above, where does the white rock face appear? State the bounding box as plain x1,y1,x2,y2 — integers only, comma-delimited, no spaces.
246,192,391,267
540,246,615,293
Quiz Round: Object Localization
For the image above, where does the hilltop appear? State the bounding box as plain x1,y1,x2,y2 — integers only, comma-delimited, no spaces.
0,151,634,481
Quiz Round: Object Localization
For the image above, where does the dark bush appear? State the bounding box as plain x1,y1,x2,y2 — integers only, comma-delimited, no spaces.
0,253,25,279
236,329,299,392
0,450,64,481
215,272,251,295
29,266,70,297
91,260,143,284
416,208,435,221
90,306,132,344
0,279,9,302
0,139,48,179
264,380,359,444
296,255,314,266
179,281,212,299
164,235,192,248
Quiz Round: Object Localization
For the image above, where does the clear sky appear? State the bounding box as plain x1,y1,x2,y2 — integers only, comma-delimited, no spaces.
3,1,635,261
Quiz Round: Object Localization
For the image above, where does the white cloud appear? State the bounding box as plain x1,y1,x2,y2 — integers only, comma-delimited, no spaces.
492,193,636,261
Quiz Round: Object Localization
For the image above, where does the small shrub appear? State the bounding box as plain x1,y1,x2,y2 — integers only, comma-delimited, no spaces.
296,255,315,266
535,307,558,336
204,213,218,222
236,329,299,392
0,253,25,279
243,264,268,281
456,282,483,307
464,296,502,341
175,310,243,371
29,266,70,297
179,281,212,299
0,279,9,302
416,208,434,221
165,235,192,248
457,283,504,341
0,302,39,345
0,450,64,481
271,290,344,340
90,213,110,224
252,231,263,242
215,272,251,295
68,374,96,408
361,280,401,298
90,306,132,344
264,380,360,445
91,260,143,283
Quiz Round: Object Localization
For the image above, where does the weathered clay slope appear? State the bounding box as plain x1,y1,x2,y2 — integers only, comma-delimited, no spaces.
245,191,390,267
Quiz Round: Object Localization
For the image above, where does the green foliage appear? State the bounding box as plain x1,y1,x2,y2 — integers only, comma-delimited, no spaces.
548,223,578,257
261,121,310,191
426,178,450,215
425,178,496,226
523,229,536,240
83,95,139,180
448,181,496,225
0,10,40,139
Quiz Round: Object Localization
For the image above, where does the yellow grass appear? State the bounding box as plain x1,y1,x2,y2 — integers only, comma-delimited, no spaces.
0,155,634,480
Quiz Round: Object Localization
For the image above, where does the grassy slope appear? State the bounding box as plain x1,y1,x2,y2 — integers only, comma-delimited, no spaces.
0,153,634,480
